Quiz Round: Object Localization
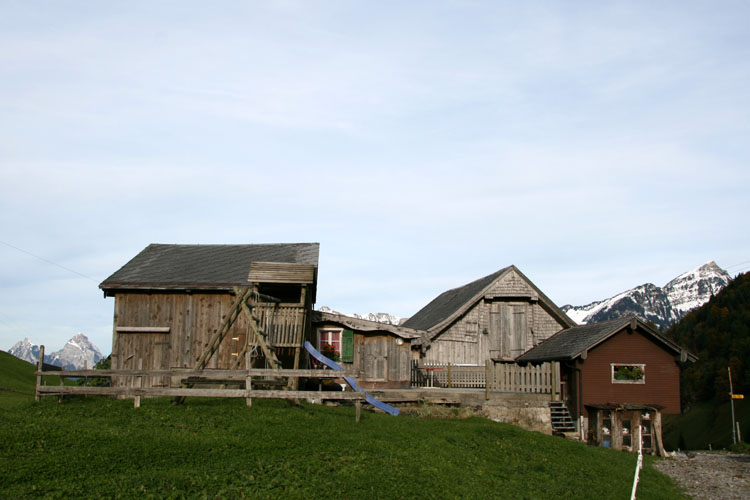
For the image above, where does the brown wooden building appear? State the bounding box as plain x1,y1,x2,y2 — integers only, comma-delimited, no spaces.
517,316,696,454
405,266,576,365
99,243,319,389
311,310,425,389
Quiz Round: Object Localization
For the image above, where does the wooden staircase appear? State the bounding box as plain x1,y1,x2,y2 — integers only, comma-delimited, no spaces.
549,401,577,433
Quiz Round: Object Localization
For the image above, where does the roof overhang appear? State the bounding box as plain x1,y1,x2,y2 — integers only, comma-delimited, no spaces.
312,310,426,341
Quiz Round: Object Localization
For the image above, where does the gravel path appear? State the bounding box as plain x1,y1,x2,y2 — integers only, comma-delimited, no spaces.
651,452,750,499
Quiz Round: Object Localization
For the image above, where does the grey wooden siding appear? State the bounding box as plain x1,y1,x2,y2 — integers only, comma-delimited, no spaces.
313,324,411,386
111,291,309,389
425,270,566,364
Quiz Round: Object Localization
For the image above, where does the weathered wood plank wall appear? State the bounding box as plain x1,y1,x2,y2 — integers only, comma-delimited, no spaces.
423,269,568,365
112,292,308,389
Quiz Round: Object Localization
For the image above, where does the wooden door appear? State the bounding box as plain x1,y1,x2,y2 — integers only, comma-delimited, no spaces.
489,303,528,360
362,336,387,381
510,305,528,358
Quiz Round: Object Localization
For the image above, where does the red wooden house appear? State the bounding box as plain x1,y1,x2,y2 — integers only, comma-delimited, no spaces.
517,316,696,454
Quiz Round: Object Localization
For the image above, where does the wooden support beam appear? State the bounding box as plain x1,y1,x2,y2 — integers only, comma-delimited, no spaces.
238,292,282,370
245,349,252,408
291,285,307,390
193,287,253,370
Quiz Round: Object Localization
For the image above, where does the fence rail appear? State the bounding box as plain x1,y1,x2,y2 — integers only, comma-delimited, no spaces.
34,352,366,421
411,360,554,394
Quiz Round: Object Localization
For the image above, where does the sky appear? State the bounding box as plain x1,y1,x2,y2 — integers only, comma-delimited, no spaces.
1,1,749,354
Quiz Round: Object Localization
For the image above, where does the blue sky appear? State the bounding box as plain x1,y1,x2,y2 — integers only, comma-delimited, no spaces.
2,1,749,353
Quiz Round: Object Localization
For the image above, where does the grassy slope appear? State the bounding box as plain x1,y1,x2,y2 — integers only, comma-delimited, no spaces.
0,350,66,406
663,399,750,450
0,354,686,500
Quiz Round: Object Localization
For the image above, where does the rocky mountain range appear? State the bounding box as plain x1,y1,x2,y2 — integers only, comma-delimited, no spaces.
561,261,731,330
7,333,103,370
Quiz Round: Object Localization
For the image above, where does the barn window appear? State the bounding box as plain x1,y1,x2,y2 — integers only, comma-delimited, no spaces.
611,363,645,384
317,328,342,361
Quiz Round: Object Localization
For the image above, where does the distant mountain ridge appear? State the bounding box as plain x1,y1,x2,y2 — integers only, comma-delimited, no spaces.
561,261,731,330
7,333,103,370
317,306,407,325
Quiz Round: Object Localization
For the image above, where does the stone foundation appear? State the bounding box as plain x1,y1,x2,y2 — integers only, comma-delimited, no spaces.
482,394,552,434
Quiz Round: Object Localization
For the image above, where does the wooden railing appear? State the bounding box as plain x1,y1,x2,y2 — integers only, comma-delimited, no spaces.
411,360,554,394
35,362,366,421
254,304,306,348
491,362,552,394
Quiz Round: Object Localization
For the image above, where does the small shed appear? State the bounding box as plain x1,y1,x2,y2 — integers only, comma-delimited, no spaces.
99,243,319,389
517,316,696,455
311,310,425,389
404,266,576,365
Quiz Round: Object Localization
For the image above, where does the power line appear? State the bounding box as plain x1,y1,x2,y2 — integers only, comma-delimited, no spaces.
0,240,98,283
726,260,750,270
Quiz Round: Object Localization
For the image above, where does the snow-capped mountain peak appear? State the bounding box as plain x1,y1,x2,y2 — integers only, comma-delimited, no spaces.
46,333,103,370
7,338,40,364
561,261,731,330
664,261,730,315
6,333,103,369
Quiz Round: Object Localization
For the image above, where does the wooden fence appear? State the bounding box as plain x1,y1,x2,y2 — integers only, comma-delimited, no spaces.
35,362,367,421
411,360,555,394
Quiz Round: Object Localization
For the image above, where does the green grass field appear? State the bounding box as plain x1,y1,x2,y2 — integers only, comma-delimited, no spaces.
0,351,687,499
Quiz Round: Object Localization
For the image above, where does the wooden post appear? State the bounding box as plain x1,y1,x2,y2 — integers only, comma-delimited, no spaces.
245,348,253,408
58,366,65,403
447,363,452,388
35,345,45,402
291,286,307,391
355,399,361,423
485,359,491,400
552,361,559,401
134,359,142,408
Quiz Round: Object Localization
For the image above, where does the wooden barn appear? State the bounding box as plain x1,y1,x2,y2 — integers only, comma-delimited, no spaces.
99,243,319,390
311,310,425,389
405,266,576,365
517,316,696,455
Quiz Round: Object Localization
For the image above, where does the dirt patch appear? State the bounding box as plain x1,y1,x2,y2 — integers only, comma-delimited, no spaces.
652,451,750,499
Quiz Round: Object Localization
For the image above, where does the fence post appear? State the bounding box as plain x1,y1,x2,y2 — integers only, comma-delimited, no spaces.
447,363,452,388
485,359,491,399
245,350,253,408
58,366,65,403
35,345,45,402
134,359,142,408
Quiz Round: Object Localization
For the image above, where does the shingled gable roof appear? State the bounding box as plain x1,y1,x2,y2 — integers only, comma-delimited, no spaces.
100,243,319,294
403,265,576,338
516,316,697,364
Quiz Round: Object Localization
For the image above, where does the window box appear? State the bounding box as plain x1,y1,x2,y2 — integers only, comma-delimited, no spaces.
611,363,645,384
